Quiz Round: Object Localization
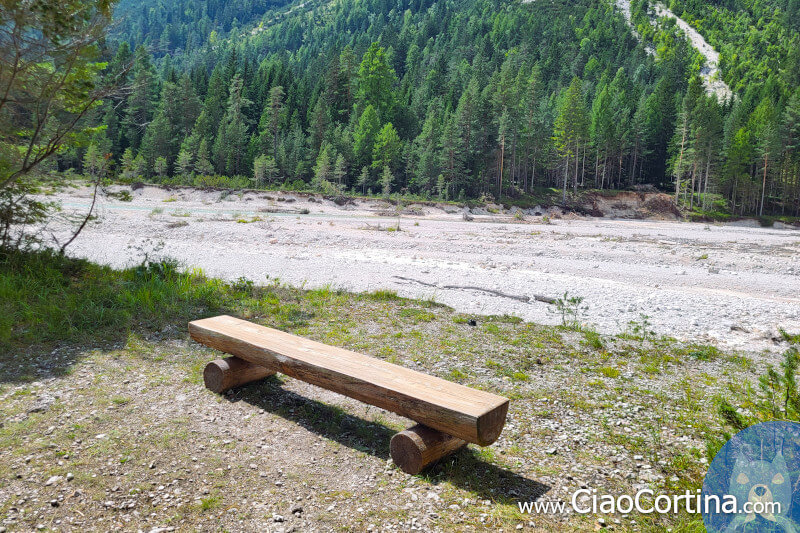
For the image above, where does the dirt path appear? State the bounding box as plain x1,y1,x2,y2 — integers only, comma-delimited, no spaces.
52,185,800,354
615,0,733,100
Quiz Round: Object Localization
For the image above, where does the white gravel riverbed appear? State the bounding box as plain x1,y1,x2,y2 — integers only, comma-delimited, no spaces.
51,185,800,354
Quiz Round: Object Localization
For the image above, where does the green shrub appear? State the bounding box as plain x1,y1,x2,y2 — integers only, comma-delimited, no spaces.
708,332,800,460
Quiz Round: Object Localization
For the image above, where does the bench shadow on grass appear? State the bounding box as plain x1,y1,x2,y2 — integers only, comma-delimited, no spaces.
230,376,551,506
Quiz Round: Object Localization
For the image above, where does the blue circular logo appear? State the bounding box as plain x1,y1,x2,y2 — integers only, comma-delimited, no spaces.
703,421,800,532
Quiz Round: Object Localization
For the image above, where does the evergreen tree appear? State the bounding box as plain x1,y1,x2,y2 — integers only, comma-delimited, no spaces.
212,75,252,176
195,139,214,176
372,123,401,172
313,144,333,190
176,148,193,177
333,154,347,189
357,43,397,121
553,77,588,202
357,166,370,194
354,105,381,169
124,46,158,151
83,144,106,178
381,165,394,197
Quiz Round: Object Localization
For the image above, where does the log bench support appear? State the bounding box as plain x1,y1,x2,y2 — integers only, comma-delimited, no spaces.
191,315,508,474
203,356,275,393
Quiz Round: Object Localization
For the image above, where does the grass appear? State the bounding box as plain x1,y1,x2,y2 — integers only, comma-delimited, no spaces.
0,248,766,531
0,249,229,354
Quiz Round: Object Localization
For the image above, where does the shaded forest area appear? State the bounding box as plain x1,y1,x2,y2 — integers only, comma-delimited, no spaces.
66,0,800,216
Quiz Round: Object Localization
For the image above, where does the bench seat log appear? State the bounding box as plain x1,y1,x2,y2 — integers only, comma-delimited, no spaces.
189,315,509,446
203,356,275,393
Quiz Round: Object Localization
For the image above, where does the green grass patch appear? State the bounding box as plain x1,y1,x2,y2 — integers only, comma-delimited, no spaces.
0,250,237,363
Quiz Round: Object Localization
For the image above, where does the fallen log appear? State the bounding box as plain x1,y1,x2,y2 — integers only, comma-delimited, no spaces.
392,275,556,304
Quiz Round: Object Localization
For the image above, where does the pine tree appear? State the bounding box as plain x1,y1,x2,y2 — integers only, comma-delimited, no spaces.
553,77,588,202
372,123,401,172
212,75,252,176
353,105,381,168
120,148,137,181
202,65,228,141
308,97,329,152
749,98,780,216
440,111,466,198
411,101,442,194
591,84,614,189
357,166,370,195
124,46,158,151
176,148,193,177
313,144,333,190
195,139,214,175
333,154,347,189
669,90,695,203
265,86,285,159
357,43,397,121
154,156,168,178
381,165,394,197
253,154,269,187
83,144,105,178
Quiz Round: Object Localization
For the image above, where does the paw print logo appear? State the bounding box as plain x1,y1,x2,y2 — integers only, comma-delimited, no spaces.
704,422,800,532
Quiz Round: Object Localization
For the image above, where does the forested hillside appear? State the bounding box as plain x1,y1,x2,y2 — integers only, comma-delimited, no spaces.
664,0,800,93
69,0,800,216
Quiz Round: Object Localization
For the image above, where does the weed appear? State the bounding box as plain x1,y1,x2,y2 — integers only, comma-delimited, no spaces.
367,289,399,301
625,314,656,341
581,329,604,350
598,366,620,378
106,190,133,202
553,291,588,329
199,495,221,511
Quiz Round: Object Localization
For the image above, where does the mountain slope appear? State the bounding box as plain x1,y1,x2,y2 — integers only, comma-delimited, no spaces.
76,0,800,218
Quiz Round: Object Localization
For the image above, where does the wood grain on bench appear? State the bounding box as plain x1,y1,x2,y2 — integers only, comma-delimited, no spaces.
189,315,509,445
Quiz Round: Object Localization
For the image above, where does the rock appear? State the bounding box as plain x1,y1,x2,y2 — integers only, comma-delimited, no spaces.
45,475,63,486
28,399,54,414
291,504,303,514
66,472,74,481
272,513,285,522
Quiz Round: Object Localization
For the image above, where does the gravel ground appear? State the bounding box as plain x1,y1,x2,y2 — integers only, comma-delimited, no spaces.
0,284,753,532
52,184,800,354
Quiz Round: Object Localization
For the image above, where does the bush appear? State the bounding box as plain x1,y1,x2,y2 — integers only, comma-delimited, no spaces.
708,332,800,460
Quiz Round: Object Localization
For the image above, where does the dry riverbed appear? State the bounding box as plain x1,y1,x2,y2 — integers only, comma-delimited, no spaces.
51,184,800,354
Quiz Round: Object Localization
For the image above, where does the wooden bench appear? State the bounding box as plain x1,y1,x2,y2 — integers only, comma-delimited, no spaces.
189,315,509,473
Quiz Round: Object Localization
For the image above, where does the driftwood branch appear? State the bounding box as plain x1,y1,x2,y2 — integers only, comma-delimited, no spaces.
392,275,556,304
58,174,101,254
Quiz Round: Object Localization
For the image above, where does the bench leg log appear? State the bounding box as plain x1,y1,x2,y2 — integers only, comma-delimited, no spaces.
390,424,466,474
203,357,275,393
